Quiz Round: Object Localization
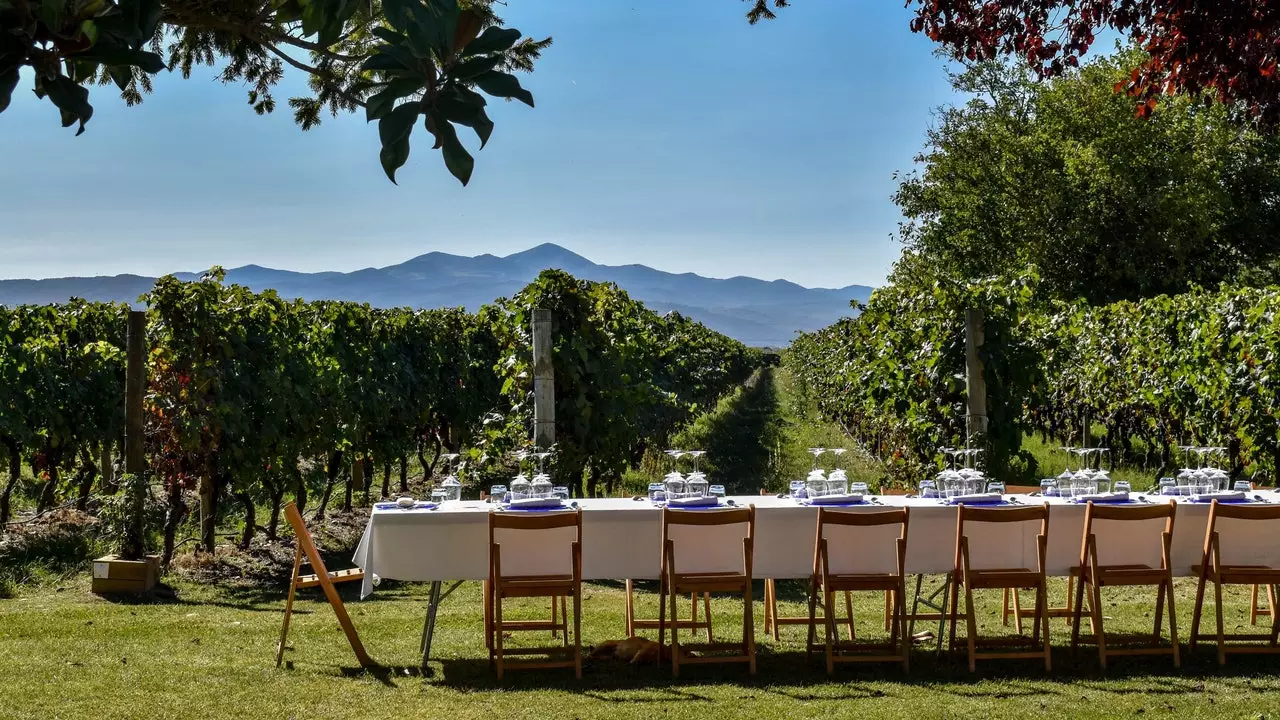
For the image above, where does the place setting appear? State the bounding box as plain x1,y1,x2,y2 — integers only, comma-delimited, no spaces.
647,449,729,508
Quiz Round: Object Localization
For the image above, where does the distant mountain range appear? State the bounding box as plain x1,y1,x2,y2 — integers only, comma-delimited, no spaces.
0,244,872,346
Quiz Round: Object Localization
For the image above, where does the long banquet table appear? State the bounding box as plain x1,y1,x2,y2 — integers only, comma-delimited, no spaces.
352,490,1280,664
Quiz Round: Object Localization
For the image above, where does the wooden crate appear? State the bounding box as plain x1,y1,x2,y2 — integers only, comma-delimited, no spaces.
91,554,160,595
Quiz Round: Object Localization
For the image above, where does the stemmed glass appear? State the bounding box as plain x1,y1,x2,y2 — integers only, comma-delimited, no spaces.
663,449,687,501
440,453,462,502
510,450,531,501
828,448,849,495
806,448,828,499
531,450,553,499
685,450,709,497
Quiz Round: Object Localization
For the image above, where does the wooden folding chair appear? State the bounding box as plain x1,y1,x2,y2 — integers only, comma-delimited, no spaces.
1190,500,1280,664
807,507,910,673
487,508,583,680
626,581,712,640
1071,501,1180,669
277,502,373,668
659,506,757,677
948,503,1052,672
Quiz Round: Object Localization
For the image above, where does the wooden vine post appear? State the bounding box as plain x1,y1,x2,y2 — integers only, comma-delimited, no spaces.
93,310,159,594
964,308,989,449
532,308,555,449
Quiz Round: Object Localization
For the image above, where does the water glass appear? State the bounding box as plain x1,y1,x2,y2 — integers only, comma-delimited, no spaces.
553,486,570,500
1112,480,1131,494
790,480,807,499
430,488,447,505
489,484,508,503
849,482,869,496
986,480,1006,495
648,482,666,502
919,479,938,499
1234,480,1252,493
1158,478,1176,495
709,484,726,498
1039,479,1058,497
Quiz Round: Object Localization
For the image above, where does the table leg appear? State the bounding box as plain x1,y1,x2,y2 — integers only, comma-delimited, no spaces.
420,580,465,668
908,573,952,657
420,581,443,668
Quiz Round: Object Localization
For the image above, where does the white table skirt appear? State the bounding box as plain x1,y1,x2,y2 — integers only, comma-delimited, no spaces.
352,492,1280,598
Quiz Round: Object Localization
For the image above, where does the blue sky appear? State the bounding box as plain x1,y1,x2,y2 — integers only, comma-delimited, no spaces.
0,0,960,289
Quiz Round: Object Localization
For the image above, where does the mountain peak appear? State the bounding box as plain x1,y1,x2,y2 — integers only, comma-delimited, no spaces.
503,243,589,265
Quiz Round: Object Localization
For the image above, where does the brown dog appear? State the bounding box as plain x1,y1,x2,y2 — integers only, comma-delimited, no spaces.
588,636,671,664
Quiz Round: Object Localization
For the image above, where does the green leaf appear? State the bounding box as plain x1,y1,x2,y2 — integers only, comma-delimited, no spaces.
0,66,18,114
431,113,474,186
472,70,534,107
371,27,405,45
463,27,522,57
107,65,132,92
436,91,492,147
379,133,411,183
44,76,93,135
378,101,419,147
364,78,424,122
449,55,501,81
39,1,65,36
79,20,98,47
79,49,166,74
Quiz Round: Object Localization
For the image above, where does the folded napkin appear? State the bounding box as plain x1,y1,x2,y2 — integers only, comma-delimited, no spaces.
946,492,1004,505
809,493,867,506
374,501,436,510
506,497,565,510
1189,490,1247,503
1073,491,1130,504
667,495,720,508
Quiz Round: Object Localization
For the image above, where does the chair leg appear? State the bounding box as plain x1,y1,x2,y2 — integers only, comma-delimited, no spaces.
1268,584,1280,647
1214,576,1226,666
1190,573,1207,652
494,592,505,681
807,575,820,656
1064,575,1075,628
1040,580,1052,672
948,574,961,655
824,586,835,674
1250,584,1261,625
625,579,635,636
551,595,559,639
561,595,570,648
670,580,680,678
1013,587,1024,635
1071,571,1087,656
964,581,978,673
745,579,757,676
845,590,856,641
573,590,583,679
484,579,494,653
765,579,777,640
897,581,910,673
1167,575,1181,668
276,546,302,668
884,589,892,632
1153,581,1166,641
691,592,701,638
1002,588,1011,627
657,577,668,662
1091,580,1107,669
703,593,714,643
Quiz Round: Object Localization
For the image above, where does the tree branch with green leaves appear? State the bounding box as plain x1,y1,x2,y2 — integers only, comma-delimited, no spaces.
0,0,549,184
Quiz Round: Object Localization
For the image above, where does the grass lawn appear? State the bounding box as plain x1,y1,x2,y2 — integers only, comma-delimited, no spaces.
2,573,1280,720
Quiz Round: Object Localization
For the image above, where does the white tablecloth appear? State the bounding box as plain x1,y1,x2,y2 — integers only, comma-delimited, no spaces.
352,492,1280,598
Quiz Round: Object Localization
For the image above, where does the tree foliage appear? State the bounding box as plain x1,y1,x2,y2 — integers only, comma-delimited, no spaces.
894,53,1280,305
0,0,548,184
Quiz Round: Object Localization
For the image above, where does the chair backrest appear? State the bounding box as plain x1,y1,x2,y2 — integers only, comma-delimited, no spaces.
1205,500,1280,569
489,508,582,577
955,503,1050,572
662,506,755,575
817,507,908,576
1082,501,1175,569
284,502,330,576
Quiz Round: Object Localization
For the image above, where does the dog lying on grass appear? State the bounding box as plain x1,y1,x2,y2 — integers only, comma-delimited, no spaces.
588,637,671,664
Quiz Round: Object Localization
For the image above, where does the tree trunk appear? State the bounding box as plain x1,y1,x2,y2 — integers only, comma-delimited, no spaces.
380,462,391,499
293,466,308,516
100,442,117,495
237,491,256,549
162,480,187,568
199,472,222,554
267,482,285,540
315,451,341,520
37,462,59,513
0,438,20,525
426,436,443,479
74,447,100,511
586,462,601,498
362,457,373,506
398,455,408,493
